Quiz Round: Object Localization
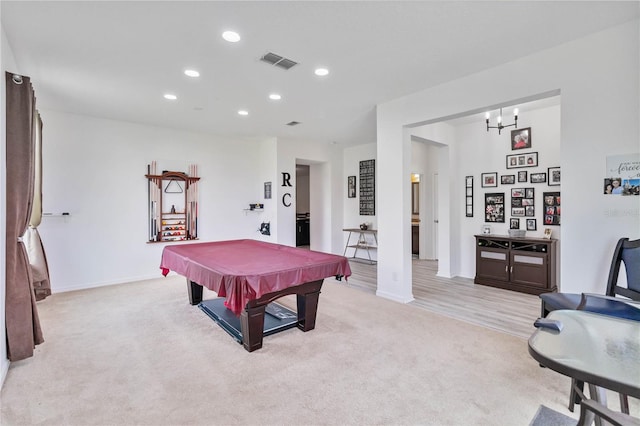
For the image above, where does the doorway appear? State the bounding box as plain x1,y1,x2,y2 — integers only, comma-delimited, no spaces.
295,164,310,247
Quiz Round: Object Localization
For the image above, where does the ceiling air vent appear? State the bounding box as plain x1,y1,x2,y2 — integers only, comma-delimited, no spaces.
286,121,301,126
260,52,298,70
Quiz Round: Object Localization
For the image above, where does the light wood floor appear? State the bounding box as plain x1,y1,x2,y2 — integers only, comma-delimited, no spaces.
343,259,541,339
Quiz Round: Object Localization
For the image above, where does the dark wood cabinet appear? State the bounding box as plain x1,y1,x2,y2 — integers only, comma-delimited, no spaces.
412,225,419,255
296,218,310,246
474,235,557,295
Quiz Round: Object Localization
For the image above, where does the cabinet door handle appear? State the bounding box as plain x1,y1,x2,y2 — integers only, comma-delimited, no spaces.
505,265,508,273
510,266,513,273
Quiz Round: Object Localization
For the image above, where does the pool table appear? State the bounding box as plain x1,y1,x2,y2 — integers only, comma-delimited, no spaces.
160,239,351,351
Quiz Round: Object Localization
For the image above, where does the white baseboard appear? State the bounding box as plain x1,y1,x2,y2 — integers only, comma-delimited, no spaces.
52,273,167,294
375,289,415,304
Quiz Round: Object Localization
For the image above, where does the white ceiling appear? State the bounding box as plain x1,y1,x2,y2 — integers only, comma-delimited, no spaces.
2,1,638,147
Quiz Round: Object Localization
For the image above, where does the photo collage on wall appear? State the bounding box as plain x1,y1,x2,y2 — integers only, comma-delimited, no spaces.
543,192,561,225
604,153,640,196
468,125,562,230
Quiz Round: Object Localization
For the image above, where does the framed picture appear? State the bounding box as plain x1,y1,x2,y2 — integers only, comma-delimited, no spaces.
501,174,515,185
544,228,553,239
530,172,547,184
484,193,505,223
543,191,561,226
526,218,537,231
511,127,532,150
548,166,561,186
510,218,520,229
465,175,473,218
506,152,538,169
481,172,498,188
518,171,528,182
264,181,272,199
511,188,525,198
347,176,356,198
511,207,525,216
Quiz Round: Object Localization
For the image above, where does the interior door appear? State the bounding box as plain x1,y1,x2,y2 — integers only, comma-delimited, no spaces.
433,173,438,260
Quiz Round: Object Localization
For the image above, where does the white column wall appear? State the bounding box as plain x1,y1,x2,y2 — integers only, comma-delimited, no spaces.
275,139,343,254
378,20,639,297
256,137,277,242
342,143,377,260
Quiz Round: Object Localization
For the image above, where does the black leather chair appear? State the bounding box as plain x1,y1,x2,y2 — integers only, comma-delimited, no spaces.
539,237,640,318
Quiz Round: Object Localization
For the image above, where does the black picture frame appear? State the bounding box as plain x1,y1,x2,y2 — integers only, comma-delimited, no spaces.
526,218,537,231
465,176,473,218
264,181,272,199
501,174,515,185
359,159,375,215
510,218,520,229
511,127,532,150
347,176,356,198
548,166,561,186
506,152,538,169
484,192,505,223
518,171,528,182
530,172,547,184
543,191,561,226
481,172,498,188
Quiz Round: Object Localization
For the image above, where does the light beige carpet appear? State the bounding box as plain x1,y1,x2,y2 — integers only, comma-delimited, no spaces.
1,275,584,425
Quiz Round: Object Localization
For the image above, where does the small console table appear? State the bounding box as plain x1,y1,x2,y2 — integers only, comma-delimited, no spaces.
474,234,557,295
343,228,378,264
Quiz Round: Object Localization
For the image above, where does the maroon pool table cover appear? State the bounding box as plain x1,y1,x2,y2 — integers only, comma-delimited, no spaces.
160,239,352,315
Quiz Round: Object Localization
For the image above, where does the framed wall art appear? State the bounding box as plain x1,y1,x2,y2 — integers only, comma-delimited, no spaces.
264,181,272,199
518,171,528,182
548,167,561,186
481,172,498,188
511,187,535,216
347,176,356,198
506,152,538,169
465,175,473,217
530,172,547,184
484,192,505,223
359,159,375,215
543,191,561,226
511,127,532,150
526,218,537,231
510,218,520,229
501,174,515,185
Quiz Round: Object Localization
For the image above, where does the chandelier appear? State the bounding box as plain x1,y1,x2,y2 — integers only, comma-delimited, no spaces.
486,107,518,134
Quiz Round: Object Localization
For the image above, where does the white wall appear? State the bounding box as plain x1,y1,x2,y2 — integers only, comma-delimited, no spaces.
378,20,639,299
38,110,263,291
456,104,561,279
343,143,377,260
275,139,344,254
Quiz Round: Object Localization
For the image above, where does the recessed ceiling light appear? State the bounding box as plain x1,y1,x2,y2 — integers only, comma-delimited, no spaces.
164,93,177,100
184,69,200,78
269,93,282,100
314,68,329,76
222,31,241,43
238,110,249,116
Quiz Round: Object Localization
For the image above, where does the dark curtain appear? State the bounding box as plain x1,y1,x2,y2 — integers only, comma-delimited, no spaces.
25,113,51,301
5,72,44,361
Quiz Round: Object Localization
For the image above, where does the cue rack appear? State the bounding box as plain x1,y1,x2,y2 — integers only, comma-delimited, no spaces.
146,161,200,242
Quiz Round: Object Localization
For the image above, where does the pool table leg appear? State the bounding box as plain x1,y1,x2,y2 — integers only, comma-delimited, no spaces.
187,280,203,305
240,305,267,352
296,286,321,332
